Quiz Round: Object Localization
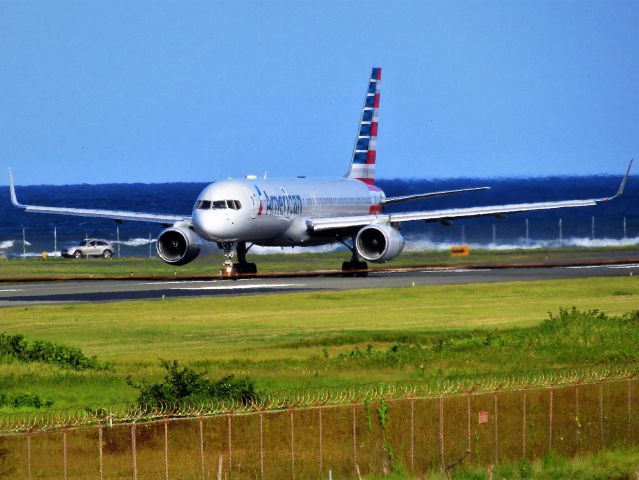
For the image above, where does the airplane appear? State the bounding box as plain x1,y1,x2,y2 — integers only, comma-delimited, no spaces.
8,67,632,277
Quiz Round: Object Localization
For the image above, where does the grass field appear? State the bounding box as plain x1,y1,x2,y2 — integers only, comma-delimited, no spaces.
362,446,639,479
0,275,638,412
1,245,637,279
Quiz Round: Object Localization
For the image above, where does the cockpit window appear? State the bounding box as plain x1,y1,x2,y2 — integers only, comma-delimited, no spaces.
197,199,241,210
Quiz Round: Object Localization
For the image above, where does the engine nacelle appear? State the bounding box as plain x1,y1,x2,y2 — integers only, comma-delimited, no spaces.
156,226,202,266
355,224,405,263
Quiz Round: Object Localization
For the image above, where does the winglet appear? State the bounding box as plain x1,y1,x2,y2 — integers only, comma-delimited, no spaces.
600,159,633,202
8,169,25,208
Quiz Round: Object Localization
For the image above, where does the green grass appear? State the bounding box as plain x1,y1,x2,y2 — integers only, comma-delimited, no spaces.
362,446,639,479
1,245,637,279
0,276,638,412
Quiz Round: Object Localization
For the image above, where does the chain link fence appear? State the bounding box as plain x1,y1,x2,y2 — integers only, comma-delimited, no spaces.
0,376,637,479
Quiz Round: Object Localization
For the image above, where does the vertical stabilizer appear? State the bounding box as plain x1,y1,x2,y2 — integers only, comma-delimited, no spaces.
346,67,381,185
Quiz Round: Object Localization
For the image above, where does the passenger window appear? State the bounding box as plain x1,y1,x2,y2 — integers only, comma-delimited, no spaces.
212,200,227,209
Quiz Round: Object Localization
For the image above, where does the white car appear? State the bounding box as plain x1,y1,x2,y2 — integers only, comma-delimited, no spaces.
61,239,114,259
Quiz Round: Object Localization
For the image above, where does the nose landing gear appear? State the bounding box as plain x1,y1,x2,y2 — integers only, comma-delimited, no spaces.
219,241,257,277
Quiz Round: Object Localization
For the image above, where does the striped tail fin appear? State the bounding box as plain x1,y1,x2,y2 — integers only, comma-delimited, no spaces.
346,67,381,185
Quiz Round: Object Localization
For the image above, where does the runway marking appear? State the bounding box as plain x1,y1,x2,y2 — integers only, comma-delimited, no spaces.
170,283,302,291
0,289,23,292
142,280,220,285
142,278,259,286
424,268,491,273
380,268,491,274
566,264,639,270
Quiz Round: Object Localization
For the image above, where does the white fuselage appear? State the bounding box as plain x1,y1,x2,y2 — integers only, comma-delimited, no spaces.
192,177,385,246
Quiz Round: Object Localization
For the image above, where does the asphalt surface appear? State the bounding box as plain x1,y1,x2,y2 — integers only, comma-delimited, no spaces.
0,262,638,306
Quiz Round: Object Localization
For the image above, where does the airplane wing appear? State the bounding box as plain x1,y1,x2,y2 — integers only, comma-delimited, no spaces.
308,161,632,233
382,186,491,205
8,170,189,225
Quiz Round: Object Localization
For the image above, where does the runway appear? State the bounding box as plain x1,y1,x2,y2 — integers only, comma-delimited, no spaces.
1,262,637,306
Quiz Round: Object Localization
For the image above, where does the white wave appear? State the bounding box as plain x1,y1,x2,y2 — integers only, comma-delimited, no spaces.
14,251,61,258
405,236,639,251
559,236,639,248
116,238,157,247
0,240,15,250
0,240,32,250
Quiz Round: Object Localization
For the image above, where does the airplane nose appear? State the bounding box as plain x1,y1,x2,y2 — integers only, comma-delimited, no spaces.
192,211,209,237
193,210,225,241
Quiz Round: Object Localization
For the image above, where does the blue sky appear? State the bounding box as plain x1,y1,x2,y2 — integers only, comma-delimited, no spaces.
1,0,637,185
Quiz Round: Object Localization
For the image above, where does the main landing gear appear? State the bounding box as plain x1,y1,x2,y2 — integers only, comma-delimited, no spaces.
220,241,257,277
340,237,368,277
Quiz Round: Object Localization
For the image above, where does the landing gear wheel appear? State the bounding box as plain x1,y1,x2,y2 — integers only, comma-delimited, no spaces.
355,261,368,277
222,264,238,278
219,242,258,278
74,250,82,259
103,250,112,259
342,261,368,277
342,261,354,277
234,262,257,275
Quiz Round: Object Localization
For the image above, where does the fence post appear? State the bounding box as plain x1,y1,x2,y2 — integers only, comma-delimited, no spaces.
352,403,358,474
599,383,604,448
318,406,323,476
466,393,472,455
410,397,415,473
27,431,32,480
627,378,632,443
227,413,233,476
493,392,499,464
438,396,444,472
290,409,295,480
98,422,104,480
575,385,580,453
62,428,68,480
131,422,137,480
163,417,169,480
548,387,554,452
522,390,527,458
259,412,264,480
199,416,205,479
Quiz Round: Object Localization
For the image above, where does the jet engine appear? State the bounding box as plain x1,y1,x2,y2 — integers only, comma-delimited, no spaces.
354,224,405,263
156,226,202,266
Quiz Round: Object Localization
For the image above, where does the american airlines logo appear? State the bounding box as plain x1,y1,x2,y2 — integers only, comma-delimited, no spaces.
259,192,303,216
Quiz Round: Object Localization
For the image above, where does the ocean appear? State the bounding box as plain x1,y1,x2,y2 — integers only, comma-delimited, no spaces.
1,176,637,258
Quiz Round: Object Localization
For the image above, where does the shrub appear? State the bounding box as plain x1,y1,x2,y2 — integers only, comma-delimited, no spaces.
0,392,53,409
0,333,105,370
128,360,260,408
